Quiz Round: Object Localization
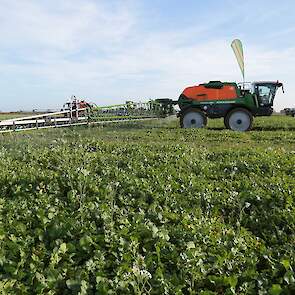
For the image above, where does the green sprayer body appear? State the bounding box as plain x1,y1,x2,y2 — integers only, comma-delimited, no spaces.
175,80,284,130
178,80,283,118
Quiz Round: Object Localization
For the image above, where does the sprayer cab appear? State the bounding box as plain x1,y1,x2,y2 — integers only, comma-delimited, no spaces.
249,81,284,116
251,81,283,107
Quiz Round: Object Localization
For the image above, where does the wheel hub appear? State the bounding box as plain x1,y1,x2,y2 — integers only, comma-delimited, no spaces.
228,110,252,131
182,111,206,128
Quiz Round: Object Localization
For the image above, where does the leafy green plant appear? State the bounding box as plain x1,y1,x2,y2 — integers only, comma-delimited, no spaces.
0,116,294,294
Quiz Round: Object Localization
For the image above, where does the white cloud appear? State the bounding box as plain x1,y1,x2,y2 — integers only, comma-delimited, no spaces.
0,0,136,53
0,0,294,111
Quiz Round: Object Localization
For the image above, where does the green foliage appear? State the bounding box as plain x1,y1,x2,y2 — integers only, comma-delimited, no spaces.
0,116,294,294
0,113,36,120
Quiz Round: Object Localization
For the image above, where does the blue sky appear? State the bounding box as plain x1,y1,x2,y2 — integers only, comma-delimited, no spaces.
0,0,294,111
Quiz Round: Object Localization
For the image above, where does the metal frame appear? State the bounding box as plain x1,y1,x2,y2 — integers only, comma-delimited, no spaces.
0,98,171,134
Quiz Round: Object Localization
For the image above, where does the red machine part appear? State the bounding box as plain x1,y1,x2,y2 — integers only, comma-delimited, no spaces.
182,84,238,101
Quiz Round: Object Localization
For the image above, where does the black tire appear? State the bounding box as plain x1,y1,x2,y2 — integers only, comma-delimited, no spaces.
224,116,230,129
180,108,207,128
224,108,253,131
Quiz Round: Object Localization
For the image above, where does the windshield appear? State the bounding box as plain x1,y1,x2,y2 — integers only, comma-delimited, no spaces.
254,84,278,106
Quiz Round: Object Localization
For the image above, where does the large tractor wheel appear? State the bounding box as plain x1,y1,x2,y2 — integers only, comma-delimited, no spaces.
225,108,253,131
180,108,207,128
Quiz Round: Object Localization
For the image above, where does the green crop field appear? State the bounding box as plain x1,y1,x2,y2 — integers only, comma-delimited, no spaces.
0,113,36,121
0,116,294,294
